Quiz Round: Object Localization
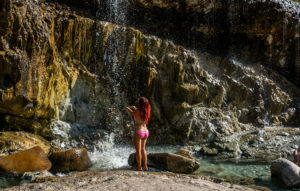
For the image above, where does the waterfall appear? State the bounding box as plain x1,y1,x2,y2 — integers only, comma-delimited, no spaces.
260,80,270,126
96,0,129,26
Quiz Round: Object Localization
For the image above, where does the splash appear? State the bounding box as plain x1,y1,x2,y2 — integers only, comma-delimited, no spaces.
89,145,134,170
89,145,181,170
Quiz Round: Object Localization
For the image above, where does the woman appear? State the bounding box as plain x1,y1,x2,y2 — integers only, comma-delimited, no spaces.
124,97,151,171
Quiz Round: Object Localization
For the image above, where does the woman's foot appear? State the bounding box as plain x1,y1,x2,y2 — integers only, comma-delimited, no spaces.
135,168,143,171
143,167,148,171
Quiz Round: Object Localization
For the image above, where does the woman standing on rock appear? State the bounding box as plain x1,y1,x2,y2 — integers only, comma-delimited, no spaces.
124,97,151,171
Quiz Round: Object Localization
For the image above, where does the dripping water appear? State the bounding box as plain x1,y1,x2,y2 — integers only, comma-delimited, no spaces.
261,80,270,126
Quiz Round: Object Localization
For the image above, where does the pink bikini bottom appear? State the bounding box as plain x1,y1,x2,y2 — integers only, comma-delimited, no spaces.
136,130,149,139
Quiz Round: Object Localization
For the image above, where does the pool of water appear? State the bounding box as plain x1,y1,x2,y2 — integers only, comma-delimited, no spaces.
195,157,300,191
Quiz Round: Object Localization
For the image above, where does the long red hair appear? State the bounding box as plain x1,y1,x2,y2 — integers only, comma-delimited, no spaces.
138,97,151,124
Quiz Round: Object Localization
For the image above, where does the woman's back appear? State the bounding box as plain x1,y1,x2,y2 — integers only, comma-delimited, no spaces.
133,109,147,131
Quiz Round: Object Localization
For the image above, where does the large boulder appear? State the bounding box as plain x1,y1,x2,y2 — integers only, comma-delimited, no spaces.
270,158,300,188
0,146,51,174
128,150,200,174
49,148,92,173
0,131,52,157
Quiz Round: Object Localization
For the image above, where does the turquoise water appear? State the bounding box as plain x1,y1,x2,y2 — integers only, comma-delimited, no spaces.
0,173,23,189
195,157,300,191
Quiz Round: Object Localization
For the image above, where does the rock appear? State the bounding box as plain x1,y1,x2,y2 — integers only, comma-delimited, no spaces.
281,132,290,136
128,153,161,170
22,171,53,182
128,152,200,174
258,137,264,143
201,146,218,156
270,158,300,187
0,131,51,157
252,130,267,136
0,146,51,175
149,153,200,174
49,148,92,173
175,149,194,160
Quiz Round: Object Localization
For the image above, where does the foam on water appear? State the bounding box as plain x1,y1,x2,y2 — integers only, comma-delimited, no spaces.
89,145,181,170
89,145,135,170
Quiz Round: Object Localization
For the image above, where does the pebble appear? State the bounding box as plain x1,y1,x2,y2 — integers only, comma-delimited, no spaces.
292,145,299,149
281,132,290,136
258,137,264,142
252,130,267,136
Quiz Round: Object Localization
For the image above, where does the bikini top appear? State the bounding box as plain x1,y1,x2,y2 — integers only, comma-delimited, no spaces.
134,116,146,125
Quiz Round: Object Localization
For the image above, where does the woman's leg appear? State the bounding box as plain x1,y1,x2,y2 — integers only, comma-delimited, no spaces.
133,133,142,170
141,138,148,170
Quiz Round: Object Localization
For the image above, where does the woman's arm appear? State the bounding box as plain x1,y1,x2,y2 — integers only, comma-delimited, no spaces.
124,106,137,113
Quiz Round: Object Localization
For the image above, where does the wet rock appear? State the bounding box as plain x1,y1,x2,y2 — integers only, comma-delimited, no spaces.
0,131,51,157
175,149,194,160
206,127,300,161
22,171,53,182
149,153,200,173
128,152,200,174
270,158,300,187
201,146,219,156
49,148,92,173
252,130,267,136
0,146,51,175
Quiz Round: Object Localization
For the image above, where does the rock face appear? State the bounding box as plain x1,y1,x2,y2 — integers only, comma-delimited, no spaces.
130,0,300,87
128,151,200,174
0,0,299,154
199,127,300,161
0,146,51,174
49,148,92,173
0,131,51,157
270,158,300,188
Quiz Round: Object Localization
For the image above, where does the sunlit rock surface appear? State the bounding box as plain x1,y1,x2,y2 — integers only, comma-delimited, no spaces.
3,170,256,191
0,0,299,157
0,146,51,175
49,148,92,173
0,131,51,157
